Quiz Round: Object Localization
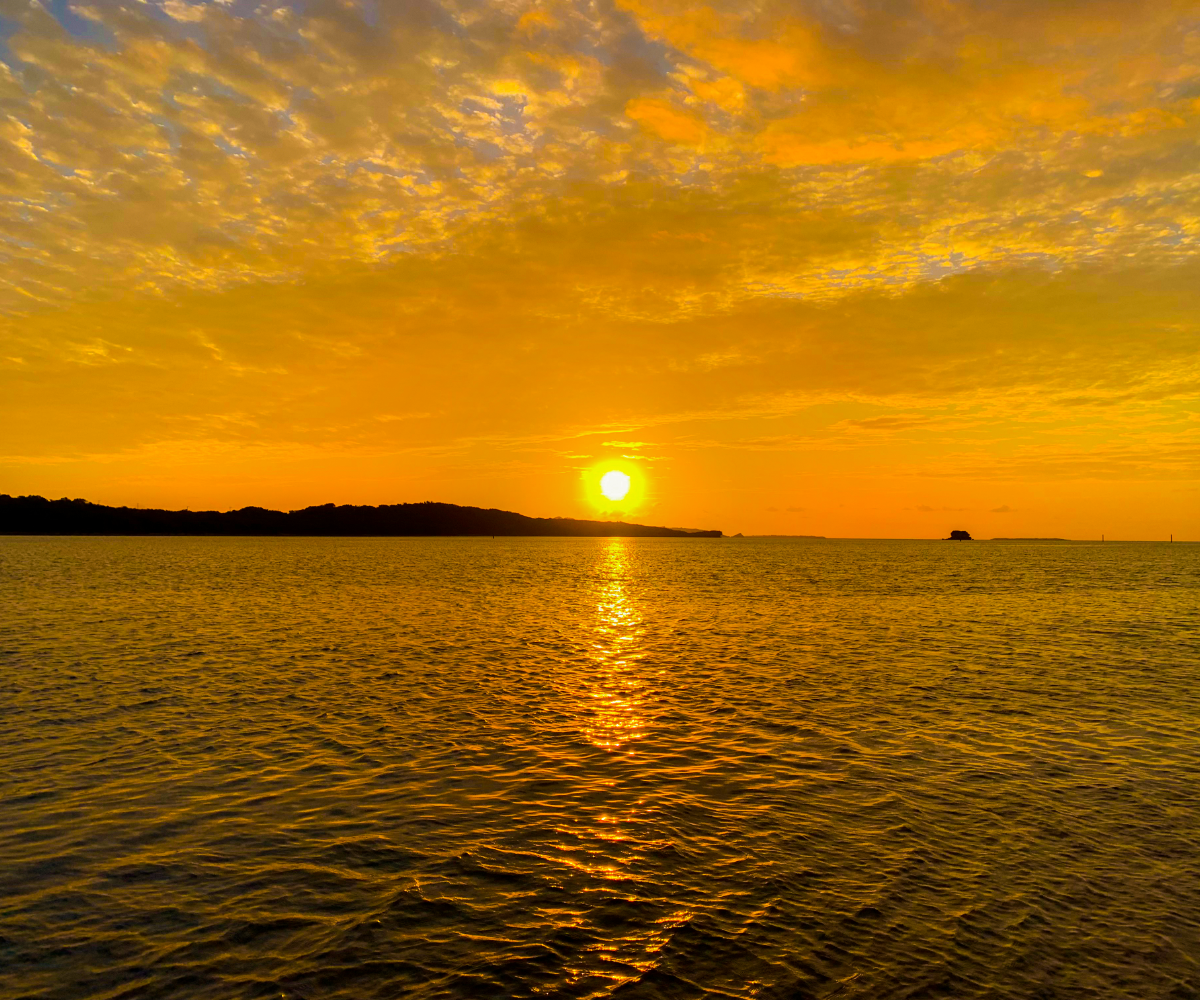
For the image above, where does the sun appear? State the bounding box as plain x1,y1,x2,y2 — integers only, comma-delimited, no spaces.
599,469,631,502
583,462,644,512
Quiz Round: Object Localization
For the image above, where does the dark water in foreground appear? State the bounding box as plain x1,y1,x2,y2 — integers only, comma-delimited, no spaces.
2,537,1199,1000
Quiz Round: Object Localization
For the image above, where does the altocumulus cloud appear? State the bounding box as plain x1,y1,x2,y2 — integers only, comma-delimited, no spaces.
0,0,1197,530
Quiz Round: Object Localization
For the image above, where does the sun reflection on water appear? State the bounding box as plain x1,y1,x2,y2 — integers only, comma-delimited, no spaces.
584,539,648,752
557,540,694,996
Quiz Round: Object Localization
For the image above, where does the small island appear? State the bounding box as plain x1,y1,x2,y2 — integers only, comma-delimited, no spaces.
0,495,722,538
944,529,973,540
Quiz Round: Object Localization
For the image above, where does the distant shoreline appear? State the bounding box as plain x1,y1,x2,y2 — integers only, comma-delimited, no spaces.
743,534,827,539
0,495,723,538
725,536,1188,543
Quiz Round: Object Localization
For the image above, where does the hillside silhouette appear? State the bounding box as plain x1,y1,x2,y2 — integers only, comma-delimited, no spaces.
0,495,722,538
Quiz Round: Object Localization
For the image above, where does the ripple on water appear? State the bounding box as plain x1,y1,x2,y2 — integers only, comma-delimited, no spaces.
1,536,1199,999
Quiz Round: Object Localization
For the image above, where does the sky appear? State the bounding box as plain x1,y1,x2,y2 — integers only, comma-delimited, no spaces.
2,0,1199,538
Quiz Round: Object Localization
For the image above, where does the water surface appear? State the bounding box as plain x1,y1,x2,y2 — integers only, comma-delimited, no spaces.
2,537,1199,999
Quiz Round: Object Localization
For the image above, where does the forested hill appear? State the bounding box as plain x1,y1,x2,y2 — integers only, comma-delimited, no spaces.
0,495,722,538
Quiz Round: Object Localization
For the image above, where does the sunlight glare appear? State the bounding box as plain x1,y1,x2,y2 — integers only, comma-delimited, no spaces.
600,470,631,502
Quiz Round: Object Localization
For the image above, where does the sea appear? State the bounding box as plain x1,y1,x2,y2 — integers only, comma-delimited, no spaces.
2,536,1198,1000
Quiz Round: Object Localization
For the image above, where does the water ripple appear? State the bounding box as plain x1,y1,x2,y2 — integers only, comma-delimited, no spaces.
1,536,1198,998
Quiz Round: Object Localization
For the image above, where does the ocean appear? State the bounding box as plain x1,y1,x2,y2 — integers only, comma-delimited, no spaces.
2,536,1198,999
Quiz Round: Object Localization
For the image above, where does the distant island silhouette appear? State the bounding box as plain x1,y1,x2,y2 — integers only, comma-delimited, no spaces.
0,495,722,538
989,537,1068,542
945,529,973,540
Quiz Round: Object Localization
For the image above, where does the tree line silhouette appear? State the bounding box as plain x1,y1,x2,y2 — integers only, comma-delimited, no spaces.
0,495,722,537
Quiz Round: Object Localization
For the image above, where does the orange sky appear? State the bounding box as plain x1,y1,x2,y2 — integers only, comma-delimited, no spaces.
2,0,1199,538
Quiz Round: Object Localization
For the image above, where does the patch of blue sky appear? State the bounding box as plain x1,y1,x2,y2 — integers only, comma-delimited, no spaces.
357,0,379,29
140,0,322,57
350,161,436,187
207,134,251,158
575,12,676,81
909,249,1062,284
175,73,263,106
670,160,723,189
0,232,38,250
148,114,185,154
45,0,116,46
2,194,67,218
210,216,260,240
694,99,744,135
135,1,208,44
459,95,528,137
286,86,317,116
0,13,18,68
1099,194,1193,244
0,1,113,69
229,0,292,15
1154,223,1187,247
913,250,980,279
375,239,418,259
427,204,475,231
457,136,505,162
169,0,301,24
31,152,80,178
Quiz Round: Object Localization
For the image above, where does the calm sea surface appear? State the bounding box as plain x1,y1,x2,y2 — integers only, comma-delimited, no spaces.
2,537,1199,1000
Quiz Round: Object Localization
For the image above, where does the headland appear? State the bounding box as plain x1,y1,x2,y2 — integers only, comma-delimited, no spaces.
0,495,722,537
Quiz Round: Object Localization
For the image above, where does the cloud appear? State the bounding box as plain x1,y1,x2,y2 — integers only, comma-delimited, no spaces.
916,441,1200,481
841,415,945,432
2,0,1199,320
0,0,1197,532
991,504,1015,513
374,412,433,423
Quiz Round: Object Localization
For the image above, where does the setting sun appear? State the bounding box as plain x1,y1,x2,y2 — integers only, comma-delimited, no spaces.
599,470,631,502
